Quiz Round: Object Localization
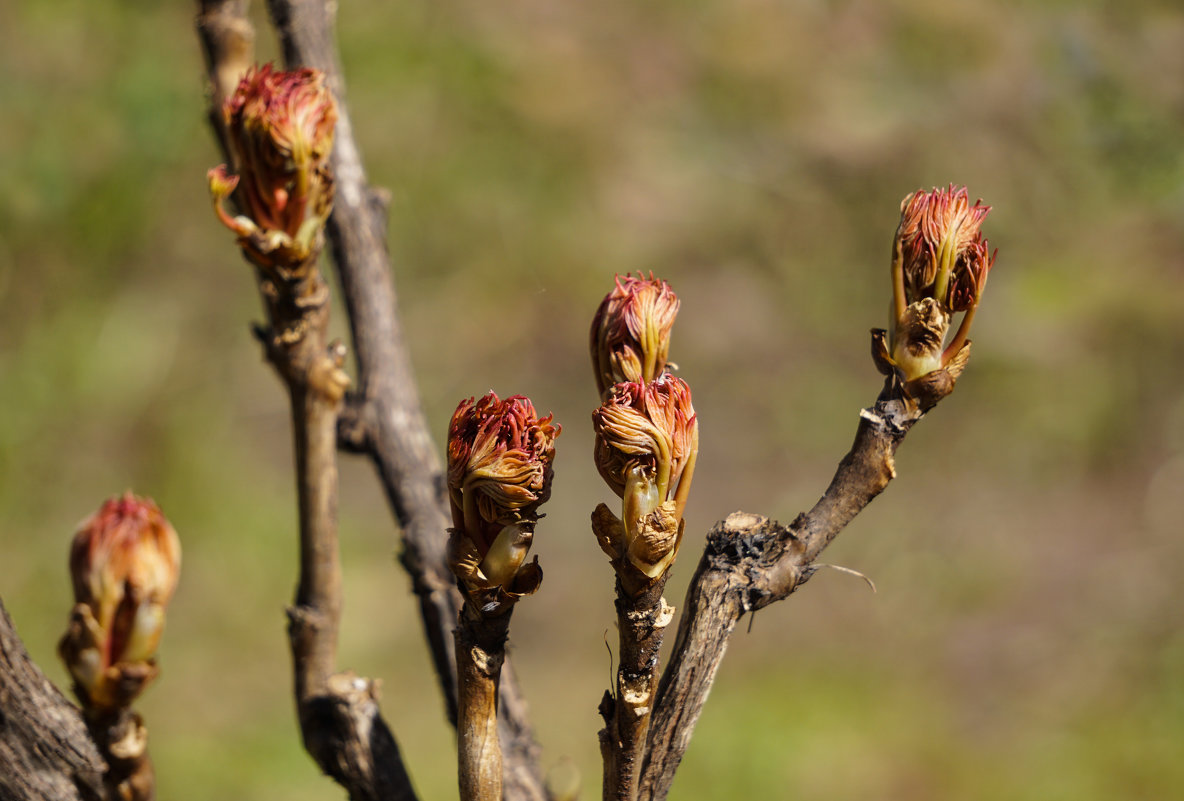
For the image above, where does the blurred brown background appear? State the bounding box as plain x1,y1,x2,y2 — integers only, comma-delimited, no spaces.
2,0,1183,798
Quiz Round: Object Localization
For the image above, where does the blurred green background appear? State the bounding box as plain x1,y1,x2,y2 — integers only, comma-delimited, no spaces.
3,0,1184,798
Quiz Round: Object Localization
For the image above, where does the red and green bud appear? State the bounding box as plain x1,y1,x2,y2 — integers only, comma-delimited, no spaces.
881,185,996,388
446,392,560,606
592,375,699,580
590,274,680,398
897,186,991,302
59,493,181,710
208,64,337,270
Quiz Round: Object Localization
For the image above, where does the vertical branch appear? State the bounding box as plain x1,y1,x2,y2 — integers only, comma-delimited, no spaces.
257,268,419,801
268,272,347,701
196,10,419,798
263,0,463,722
261,2,550,798
256,260,422,801
599,576,674,801
455,605,512,801
195,0,254,151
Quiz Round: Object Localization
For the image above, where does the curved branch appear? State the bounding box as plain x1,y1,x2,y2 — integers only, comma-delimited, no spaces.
639,389,924,801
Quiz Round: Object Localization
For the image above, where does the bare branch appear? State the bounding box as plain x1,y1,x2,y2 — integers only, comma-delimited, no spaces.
195,8,418,799
262,0,463,722
259,267,417,801
639,389,924,801
0,598,106,801
260,2,550,798
195,0,254,153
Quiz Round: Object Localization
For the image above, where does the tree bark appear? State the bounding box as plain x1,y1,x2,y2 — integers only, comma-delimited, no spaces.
638,390,923,801
0,598,106,801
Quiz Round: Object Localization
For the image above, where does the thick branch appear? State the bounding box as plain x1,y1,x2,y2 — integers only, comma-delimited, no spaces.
638,390,923,801
261,2,549,798
0,598,106,801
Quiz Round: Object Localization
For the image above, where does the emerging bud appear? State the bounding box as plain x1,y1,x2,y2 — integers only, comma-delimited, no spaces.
59,493,181,710
897,186,990,302
590,274,680,398
447,392,560,609
209,64,337,271
879,185,997,393
592,375,699,582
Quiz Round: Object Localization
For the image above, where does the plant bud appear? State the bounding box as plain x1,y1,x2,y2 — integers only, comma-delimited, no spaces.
879,185,997,388
590,274,680,398
897,185,990,302
208,63,337,270
592,375,698,580
59,493,181,710
446,392,559,606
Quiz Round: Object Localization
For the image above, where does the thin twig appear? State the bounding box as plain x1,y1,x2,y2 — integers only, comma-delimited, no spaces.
638,388,925,801
195,0,253,153
262,0,462,722
258,266,417,801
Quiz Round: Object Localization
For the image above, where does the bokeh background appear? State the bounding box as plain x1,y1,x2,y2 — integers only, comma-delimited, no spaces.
3,0,1184,798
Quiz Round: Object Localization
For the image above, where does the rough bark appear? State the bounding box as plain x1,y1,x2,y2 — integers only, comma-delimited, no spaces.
197,4,421,797
599,575,674,801
638,389,924,801
0,598,106,801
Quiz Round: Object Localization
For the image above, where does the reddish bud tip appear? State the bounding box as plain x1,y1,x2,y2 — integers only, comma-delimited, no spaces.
446,392,560,602
212,63,338,267
590,273,680,398
60,493,181,709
